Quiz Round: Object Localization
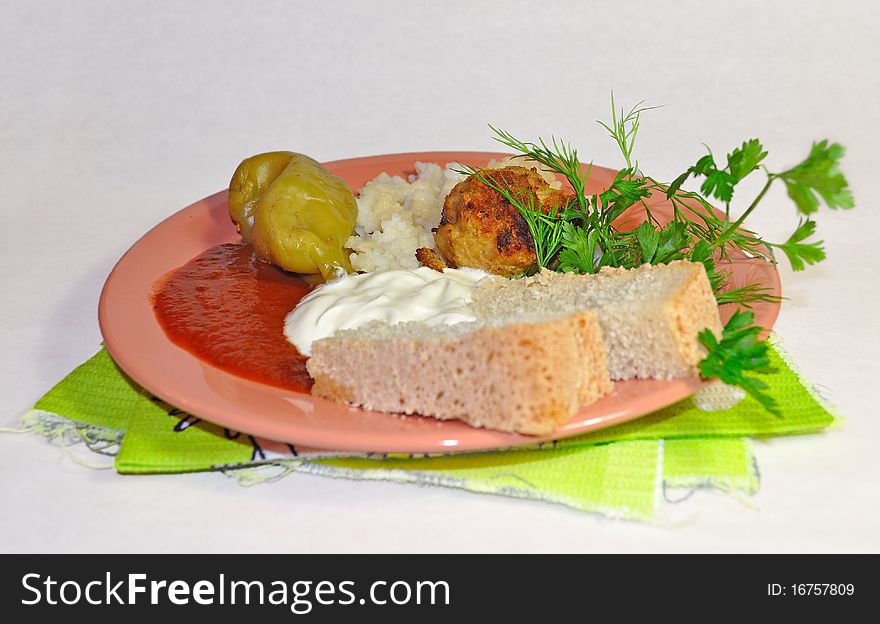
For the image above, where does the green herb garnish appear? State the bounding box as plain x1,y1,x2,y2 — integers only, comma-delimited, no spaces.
464,94,853,411
698,310,778,413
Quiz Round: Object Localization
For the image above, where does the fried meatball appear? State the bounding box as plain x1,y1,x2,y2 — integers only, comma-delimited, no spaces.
435,166,566,277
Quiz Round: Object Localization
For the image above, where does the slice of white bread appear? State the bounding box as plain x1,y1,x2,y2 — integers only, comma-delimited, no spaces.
471,260,723,380
307,310,612,435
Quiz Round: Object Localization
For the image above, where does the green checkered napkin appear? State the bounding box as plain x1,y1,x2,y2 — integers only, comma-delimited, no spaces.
20,335,837,522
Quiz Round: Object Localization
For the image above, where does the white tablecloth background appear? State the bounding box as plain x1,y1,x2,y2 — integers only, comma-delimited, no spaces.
2,0,878,552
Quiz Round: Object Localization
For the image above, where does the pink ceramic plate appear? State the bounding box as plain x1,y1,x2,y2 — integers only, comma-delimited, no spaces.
99,152,781,454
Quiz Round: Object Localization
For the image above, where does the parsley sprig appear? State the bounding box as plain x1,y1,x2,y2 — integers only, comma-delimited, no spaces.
698,310,778,413
462,95,852,412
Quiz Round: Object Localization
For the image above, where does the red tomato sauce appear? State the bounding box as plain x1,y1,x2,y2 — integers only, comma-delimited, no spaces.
152,243,313,392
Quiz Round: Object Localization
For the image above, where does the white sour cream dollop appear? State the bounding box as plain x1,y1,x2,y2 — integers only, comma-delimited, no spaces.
284,267,488,355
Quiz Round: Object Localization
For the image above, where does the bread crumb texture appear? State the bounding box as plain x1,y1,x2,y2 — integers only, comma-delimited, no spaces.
472,260,722,380
307,312,610,435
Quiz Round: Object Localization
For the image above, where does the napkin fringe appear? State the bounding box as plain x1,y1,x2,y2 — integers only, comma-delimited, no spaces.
230,458,654,522
20,409,122,450
19,409,121,468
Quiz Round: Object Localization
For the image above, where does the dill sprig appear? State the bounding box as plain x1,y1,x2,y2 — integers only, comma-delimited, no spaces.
488,126,592,212
596,93,662,170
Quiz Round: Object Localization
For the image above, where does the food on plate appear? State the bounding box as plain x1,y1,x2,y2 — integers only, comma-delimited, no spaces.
283,267,488,356
415,247,447,271
153,243,313,393
227,151,292,241
154,95,852,436
435,166,569,277
346,162,464,272
440,108,851,412
346,157,559,274
307,309,610,435
472,260,723,380
228,151,357,279
293,260,716,432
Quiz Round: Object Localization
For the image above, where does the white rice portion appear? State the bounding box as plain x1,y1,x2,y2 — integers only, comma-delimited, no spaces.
346,158,561,273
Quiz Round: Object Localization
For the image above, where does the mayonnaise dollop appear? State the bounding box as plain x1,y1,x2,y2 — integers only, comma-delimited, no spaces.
284,267,488,355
